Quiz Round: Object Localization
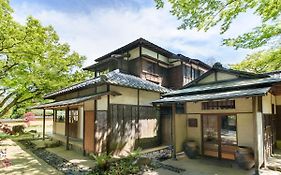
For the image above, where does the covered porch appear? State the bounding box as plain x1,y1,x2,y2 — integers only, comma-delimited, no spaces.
32,91,117,154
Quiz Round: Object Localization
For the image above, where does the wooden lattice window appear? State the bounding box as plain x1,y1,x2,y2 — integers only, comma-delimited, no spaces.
202,100,235,110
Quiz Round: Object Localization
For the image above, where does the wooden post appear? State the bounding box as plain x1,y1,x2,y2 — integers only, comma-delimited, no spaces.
66,106,70,150
171,103,177,160
253,96,262,175
106,84,111,155
83,110,86,156
43,109,46,141
137,89,140,147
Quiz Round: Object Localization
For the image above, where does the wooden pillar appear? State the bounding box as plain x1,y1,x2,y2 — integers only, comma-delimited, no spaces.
66,106,70,150
43,109,46,141
253,96,263,175
171,103,176,159
83,110,86,156
137,89,140,147
106,85,111,155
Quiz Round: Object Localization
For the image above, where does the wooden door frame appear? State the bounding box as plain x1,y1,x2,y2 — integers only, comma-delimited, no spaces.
201,114,238,159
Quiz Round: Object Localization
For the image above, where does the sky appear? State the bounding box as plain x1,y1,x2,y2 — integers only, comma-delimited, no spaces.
10,0,262,67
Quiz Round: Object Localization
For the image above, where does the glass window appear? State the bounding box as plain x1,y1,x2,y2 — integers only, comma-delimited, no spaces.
56,110,65,122
221,115,237,145
69,109,79,123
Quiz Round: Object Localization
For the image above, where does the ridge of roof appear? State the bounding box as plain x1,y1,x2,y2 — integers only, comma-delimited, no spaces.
44,69,170,99
83,38,210,70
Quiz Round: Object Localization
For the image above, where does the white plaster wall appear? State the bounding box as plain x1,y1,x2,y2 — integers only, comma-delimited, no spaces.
198,73,215,84
110,86,138,105
158,54,169,63
97,96,108,110
262,93,272,114
142,47,157,58
237,113,254,148
54,122,65,135
128,47,139,60
277,95,281,105
186,114,202,153
84,100,94,111
217,72,237,81
139,90,160,106
175,114,187,152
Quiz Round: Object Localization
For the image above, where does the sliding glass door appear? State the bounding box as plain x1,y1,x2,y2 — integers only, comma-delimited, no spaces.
202,115,237,160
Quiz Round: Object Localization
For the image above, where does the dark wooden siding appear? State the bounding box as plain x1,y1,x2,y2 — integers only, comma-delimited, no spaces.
168,65,184,89
108,104,160,154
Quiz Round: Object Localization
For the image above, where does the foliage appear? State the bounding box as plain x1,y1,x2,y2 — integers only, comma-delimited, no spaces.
231,47,281,73
90,153,111,171
155,0,281,49
90,151,142,175
12,125,25,134
0,0,91,118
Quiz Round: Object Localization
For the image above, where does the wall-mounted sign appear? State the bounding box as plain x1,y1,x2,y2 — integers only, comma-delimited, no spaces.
188,118,198,127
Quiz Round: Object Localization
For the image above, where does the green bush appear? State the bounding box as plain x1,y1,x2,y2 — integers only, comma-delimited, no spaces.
12,125,25,134
90,151,142,175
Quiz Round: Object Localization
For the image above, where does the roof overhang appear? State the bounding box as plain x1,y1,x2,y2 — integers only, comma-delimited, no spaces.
32,91,121,109
153,87,271,104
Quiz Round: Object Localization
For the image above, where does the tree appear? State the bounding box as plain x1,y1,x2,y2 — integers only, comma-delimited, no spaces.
231,48,281,73
0,0,91,118
155,0,281,49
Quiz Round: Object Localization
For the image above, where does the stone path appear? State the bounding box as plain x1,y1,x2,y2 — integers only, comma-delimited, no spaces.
0,139,61,175
149,154,281,175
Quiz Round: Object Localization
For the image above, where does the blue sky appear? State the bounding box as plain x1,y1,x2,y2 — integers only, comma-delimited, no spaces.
10,0,261,67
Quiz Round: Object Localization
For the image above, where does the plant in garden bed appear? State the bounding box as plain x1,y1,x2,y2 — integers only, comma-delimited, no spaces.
89,149,144,175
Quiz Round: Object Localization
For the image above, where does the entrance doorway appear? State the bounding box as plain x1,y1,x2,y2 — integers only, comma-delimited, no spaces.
202,115,238,160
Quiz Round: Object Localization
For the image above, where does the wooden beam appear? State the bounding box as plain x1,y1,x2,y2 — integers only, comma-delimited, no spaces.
66,106,70,150
43,109,46,141
171,103,176,159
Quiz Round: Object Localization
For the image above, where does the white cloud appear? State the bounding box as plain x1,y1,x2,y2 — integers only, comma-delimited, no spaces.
11,1,261,67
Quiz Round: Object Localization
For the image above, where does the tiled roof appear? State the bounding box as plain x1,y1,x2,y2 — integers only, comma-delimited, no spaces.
153,87,271,103
34,92,110,109
44,70,170,99
165,77,281,97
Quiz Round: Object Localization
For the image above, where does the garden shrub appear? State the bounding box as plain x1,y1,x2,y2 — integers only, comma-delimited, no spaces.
12,125,25,134
90,150,142,175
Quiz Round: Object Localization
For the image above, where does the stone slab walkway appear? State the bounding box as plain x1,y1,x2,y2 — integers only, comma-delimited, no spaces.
150,154,281,175
0,139,61,175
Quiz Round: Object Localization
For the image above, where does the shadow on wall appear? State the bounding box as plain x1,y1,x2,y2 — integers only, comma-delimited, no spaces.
95,104,160,156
